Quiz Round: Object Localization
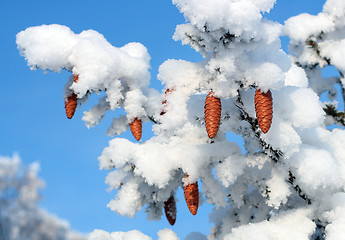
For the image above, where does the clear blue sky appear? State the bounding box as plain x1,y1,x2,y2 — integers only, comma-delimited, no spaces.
0,0,327,239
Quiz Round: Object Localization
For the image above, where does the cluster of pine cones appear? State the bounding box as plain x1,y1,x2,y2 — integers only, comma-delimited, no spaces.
65,76,273,225
161,88,273,225
204,89,273,137
64,75,143,141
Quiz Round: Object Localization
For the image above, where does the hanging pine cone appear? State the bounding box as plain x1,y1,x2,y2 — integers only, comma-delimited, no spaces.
164,195,177,225
254,89,273,134
73,74,79,83
129,118,142,141
183,174,199,215
204,90,221,139
65,93,78,119
64,75,79,119
160,88,174,116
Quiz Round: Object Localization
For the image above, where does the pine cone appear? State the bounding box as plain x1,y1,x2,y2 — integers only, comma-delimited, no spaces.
164,195,177,225
65,93,78,119
160,88,174,116
254,89,273,134
64,75,79,119
204,91,221,139
183,175,199,215
73,74,79,83
129,118,142,141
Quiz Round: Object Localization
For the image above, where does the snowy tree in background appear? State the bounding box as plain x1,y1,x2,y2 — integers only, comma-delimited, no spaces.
16,0,345,239
0,154,85,240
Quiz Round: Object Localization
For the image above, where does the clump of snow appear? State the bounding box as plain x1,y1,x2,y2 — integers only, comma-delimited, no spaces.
224,209,315,240
285,13,333,43
245,62,285,92
292,146,341,193
274,87,325,129
173,0,276,37
265,168,291,208
88,229,179,240
88,229,151,240
157,229,179,240
322,193,345,240
16,24,77,72
284,64,308,88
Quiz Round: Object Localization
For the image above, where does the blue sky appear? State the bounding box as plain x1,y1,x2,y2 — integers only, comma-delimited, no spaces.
0,0,328,239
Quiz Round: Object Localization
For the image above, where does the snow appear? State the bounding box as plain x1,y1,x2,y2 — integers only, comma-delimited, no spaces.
224,209,315,240
157,229,179,240
88,229,151,240
323,193,345,240
172,0,276,37
88,228,180,240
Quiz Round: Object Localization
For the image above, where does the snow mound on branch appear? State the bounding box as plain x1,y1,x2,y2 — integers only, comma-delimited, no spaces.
275,87,325,129
285,0,345,72
223,209,315,240
322,193,345,240
173,0,276,36
172,0,289,96
16,24,154,129
16,24,151,102
100,128,243,188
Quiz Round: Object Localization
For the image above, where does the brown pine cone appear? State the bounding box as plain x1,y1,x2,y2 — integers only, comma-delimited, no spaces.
183,175,199,215
254,89,273,134
73,74,79,83
204,91,222,139
64,75,79,119
160,88,174,116
129,118,142,141
164,195,177,225
65,93,78,119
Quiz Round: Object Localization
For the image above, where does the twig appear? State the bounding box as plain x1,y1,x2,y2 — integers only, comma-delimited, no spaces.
148,116,159,124
288,171,311,205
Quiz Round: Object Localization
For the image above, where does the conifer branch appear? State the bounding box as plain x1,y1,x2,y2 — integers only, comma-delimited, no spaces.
323,104,345,127
236,91,311,204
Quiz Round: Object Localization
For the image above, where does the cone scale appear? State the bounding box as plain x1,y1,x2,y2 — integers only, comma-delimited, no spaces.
65,75,79,119
254,89,273,134
204,90,221,139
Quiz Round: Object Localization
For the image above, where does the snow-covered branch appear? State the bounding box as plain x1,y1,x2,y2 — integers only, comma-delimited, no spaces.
16,0,345,239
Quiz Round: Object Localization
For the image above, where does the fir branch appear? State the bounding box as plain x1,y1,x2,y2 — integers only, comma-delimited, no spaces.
338,71,345,113
235,93,282,163
236,91,311,204
148,115,159,124
305,38,345,113
288,171,311,205
323,104,345,127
